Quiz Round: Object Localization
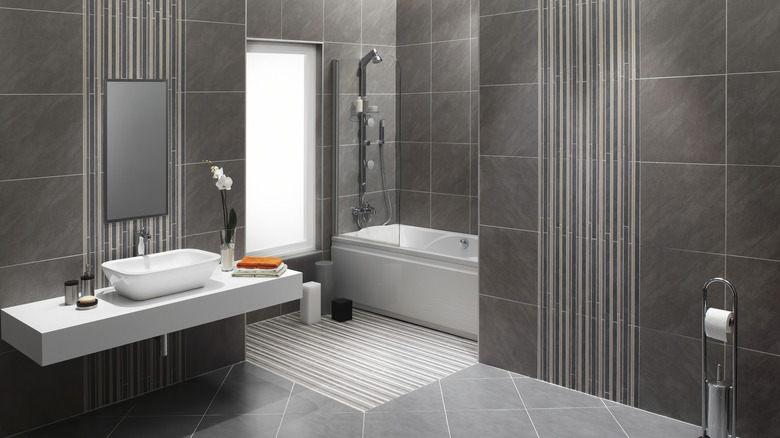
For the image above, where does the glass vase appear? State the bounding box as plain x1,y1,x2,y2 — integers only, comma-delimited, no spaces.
220,229,235,272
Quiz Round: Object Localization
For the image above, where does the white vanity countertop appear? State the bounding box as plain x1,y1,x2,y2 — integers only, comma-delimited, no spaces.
1,267,302,366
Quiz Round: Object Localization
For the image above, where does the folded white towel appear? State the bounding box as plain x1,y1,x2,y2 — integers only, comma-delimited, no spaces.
232,264,287,278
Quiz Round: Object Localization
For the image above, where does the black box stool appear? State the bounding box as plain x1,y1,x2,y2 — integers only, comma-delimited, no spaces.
331,298,352,322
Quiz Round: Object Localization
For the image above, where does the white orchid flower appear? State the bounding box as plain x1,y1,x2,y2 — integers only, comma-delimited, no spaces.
212,167,224,179
216,175,233,190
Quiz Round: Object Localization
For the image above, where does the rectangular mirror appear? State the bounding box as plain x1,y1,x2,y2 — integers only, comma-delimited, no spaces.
104,80,168,221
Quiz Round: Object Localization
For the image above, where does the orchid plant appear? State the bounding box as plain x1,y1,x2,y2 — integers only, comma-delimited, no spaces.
205,160,237,245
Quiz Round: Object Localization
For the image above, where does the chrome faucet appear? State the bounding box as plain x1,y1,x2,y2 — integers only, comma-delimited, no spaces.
137,228,151,256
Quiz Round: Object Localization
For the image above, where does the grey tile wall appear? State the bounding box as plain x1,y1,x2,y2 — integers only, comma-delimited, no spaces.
479,0,780,433
0,5,85,435
397,0,478,233
477,2,539,380
634,0,780,433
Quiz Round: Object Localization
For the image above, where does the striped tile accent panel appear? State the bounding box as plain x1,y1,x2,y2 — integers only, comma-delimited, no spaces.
83,0,185,410
246,309,478,411
538,0,640,405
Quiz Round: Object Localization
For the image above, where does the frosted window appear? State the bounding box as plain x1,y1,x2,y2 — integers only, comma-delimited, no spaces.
246,42,316,255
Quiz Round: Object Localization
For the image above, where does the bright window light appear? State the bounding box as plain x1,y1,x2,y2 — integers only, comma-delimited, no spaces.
246,42,316,256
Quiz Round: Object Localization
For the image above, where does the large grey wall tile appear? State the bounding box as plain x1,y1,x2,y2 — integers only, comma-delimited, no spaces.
470,39,479,91
400,143,430,191
0,0,81,12
640,246,724,338
185,21,245,92
431,144,469,195
431,0,470,42
396,0,431,45
727,72,780,166
480,10,537,85
727,0,780,73
479,0,537,15
639,76,725,164
324,0,361,43
185,93,245,163
186,0,245,24
324,43,361,95
0,9,82,94
400,93,431,142
0,353,83,437
479,156,538,231
282,0,324,42
338,145,358,196
727,256,780,355
185,315,245,378
0,176,82,266
399,190,430,227
247,0,282,39
638,329,701,425
479,226,537,305
640,163,724,253
480,84,537,157
431,92,470,143
479,295,537,377
184,161,246,236
431,40,470,92
0,95,82,180
639,0,725,78
397,44,431,93
362,0,395,46
736,348,780,437
0,255,83,310
727,166,780,261
430,194,469,233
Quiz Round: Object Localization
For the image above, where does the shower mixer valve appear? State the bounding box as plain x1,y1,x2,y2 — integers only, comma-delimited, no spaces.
352,202,376,223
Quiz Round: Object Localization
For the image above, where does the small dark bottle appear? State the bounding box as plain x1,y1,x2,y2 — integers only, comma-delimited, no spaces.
80,264,95,297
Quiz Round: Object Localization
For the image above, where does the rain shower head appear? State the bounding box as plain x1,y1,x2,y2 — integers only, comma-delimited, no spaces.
360,49,382,68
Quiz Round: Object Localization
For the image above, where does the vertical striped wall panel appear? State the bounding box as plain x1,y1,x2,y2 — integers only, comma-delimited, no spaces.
538,0,639,406
83,0,184,411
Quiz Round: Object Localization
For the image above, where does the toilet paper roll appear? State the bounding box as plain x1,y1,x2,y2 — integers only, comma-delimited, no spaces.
705,308,734,342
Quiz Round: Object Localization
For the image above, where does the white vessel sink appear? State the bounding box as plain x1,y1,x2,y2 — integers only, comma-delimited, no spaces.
102,249,221,300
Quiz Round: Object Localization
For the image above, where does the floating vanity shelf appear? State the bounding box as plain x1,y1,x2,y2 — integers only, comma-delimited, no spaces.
1,267,302,366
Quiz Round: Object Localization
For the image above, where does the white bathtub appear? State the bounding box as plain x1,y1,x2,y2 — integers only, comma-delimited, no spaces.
332,225,478,340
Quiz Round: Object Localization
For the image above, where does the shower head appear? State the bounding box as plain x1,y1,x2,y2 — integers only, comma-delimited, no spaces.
359,49,382,68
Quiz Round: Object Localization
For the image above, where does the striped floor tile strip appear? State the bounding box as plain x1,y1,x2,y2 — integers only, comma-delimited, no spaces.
246,309,478,411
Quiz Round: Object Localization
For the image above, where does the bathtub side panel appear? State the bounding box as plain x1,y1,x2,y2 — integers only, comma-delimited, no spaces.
332,242,478,339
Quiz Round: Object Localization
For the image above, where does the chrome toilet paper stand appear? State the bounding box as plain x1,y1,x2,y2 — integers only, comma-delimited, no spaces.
701,278,738,438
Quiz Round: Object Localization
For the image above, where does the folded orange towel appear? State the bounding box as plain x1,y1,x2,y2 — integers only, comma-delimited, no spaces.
236,256,283,270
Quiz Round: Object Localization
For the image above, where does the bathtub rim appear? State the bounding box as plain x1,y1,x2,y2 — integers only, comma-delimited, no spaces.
332,228,478,269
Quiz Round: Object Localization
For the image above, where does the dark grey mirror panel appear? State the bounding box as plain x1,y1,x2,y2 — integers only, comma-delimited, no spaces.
105,80,168,221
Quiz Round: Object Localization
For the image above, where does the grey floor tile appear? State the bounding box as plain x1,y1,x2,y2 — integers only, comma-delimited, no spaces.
206,380,293,415
447,410,538,438
285,384,361,414
109,416,202,438
529,407,627,438
609,406,700,438
513,377,605,409
127,373,227,416
16,416,121,438
277,412,364,438
441,378,524,411
442,363,512,380
364,411,450,438
370,381,444,413
193,414,282,438
223,362,291,385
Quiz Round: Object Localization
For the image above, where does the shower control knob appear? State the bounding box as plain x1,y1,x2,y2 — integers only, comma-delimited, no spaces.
366,117,375,127
367,160,375,170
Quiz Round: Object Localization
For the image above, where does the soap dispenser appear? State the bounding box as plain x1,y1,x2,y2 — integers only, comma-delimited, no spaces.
80,264,95,297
